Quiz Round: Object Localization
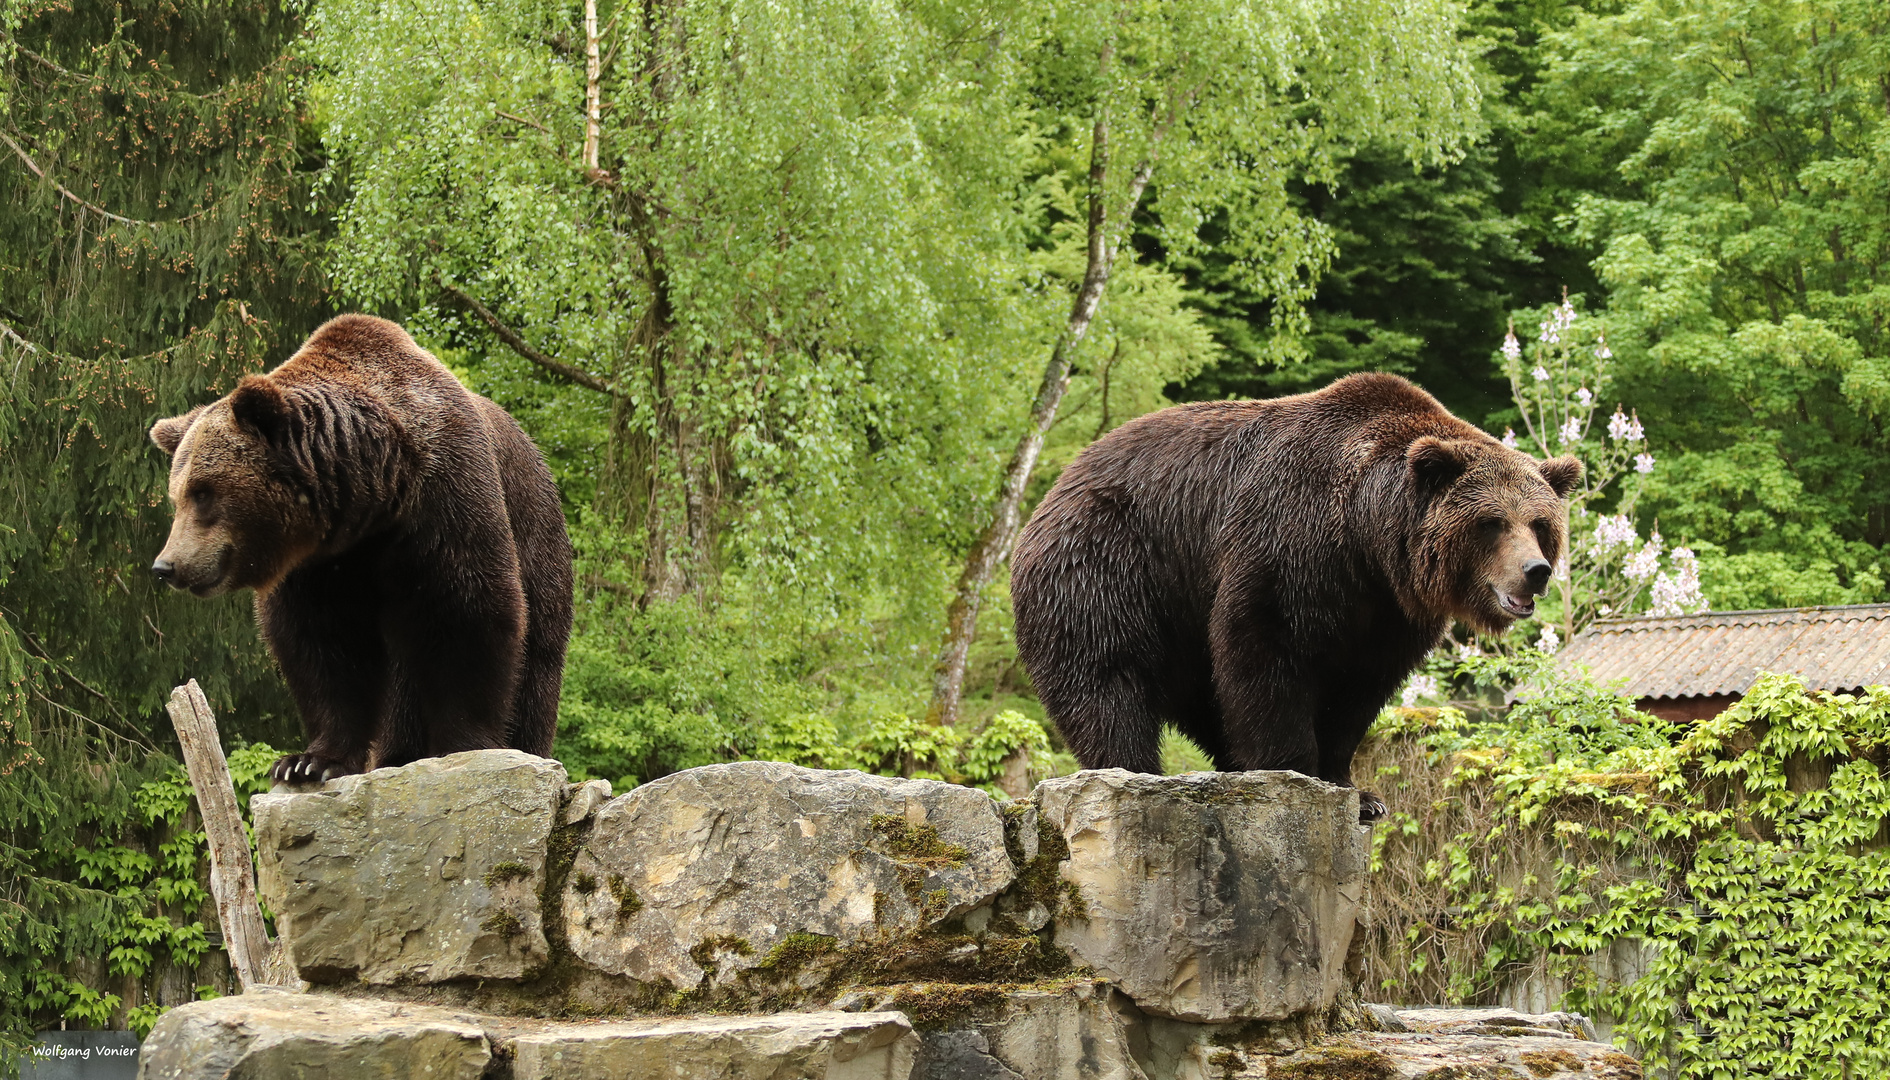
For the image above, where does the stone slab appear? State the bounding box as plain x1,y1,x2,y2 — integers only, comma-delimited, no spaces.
503,1011,918,1079
1224,1032,1642,1078
564,762,1014,990
135,992,490,1080
252,749,565,984
1035,770,1369,1023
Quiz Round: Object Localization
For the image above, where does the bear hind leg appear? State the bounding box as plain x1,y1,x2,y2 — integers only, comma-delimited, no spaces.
1042,668,1166,776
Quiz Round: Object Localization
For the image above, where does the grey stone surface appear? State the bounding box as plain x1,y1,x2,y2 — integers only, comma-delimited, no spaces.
562,779,614,825
135,992,490,1080
563,761,1014,990
503,1011,918,1080
1394,1006,1599,1041
1222,1032,1642,1078
913,983,1147,1080
252,749,566,984
1035,769,1369,1023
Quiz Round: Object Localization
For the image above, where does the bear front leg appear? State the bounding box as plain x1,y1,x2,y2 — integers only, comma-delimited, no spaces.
258,564,388,783
373,561,527,770
1208,592,1322,778
1316,677,1401,823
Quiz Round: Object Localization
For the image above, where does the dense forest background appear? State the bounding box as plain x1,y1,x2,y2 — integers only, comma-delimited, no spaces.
3,0,1889,1066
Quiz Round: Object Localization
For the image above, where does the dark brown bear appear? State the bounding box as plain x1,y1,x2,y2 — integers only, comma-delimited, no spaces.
149,315,573,783
1011,373,1580,820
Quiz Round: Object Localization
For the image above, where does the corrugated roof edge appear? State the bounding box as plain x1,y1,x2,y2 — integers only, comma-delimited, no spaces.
1586,603,1890,630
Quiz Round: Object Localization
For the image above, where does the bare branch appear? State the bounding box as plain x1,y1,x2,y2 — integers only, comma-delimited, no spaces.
440,284,620,396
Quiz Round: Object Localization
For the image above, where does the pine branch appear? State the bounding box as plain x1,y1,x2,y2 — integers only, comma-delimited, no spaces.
439,284,619,396
1,129,212,228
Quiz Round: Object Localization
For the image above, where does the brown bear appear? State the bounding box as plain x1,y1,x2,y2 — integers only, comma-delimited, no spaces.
1011,373,1580,821
149,314,573,783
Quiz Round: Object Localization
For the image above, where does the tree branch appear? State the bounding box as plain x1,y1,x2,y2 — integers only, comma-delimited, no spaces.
440,284,619,396
1,129,210,227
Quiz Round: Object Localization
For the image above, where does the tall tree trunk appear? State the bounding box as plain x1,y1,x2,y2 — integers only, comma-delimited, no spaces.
582,0,601,172
926,47,1156,726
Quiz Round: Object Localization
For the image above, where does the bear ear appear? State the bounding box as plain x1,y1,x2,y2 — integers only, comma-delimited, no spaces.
1407,436,1475,490
149,405,207,456
229,375,290,444
1540,455,1584,498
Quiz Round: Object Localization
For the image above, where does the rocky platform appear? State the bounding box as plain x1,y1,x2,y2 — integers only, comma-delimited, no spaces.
138,751,1641,1079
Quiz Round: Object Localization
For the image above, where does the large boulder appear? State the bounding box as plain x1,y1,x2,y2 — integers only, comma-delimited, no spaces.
136,992,491,1080
503,1012,918,1079
1035,770,1369,1023
563,762,1015,991
252,749,566,984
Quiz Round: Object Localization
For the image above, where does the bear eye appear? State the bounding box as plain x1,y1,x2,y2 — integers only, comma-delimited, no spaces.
1533,519,1555,549
1477,517,1505,536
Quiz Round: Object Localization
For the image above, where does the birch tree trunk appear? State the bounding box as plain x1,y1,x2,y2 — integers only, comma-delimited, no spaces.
927,44,1157,726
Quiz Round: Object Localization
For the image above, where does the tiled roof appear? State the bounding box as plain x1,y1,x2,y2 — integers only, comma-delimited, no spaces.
1558,604,1890,700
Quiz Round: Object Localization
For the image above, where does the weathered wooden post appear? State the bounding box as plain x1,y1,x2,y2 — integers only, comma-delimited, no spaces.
164,679,293,990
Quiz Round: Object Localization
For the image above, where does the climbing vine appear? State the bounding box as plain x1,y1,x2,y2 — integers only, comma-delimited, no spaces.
1361,657,1890,1079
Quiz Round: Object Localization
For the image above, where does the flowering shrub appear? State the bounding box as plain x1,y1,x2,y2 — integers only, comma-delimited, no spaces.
1495,294,1707,647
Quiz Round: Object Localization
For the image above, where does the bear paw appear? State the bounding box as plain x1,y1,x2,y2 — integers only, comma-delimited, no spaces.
1357,790,1389,824
271,753,348,785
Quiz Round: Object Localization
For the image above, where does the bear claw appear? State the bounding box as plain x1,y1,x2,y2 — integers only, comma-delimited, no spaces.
271,753,345,785
1358,791,1389,824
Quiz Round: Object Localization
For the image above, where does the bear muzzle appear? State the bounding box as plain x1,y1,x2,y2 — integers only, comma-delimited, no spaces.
1491,558,1553,619
152,544,233,596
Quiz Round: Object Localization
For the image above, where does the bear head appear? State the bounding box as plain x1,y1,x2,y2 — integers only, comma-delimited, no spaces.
149,375,321,596
1406,434,1582,633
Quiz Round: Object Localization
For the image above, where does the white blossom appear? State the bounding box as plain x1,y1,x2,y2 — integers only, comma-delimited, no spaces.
1594,335,1612,360
1649,547,1708,617
1558,415,1583,446
1554,557,1570,582
1624,535,1663,582
1456,640,1482,658
1634,452,1656,474
1576,387,1593,407
1598,604,1613,617
1401,674,1439,708
1532,365,1551,382
1591,513,1638,549
1538,319,1559,344
1502,331,1522,361
1607,409,1632,441
1501,427,1519,449
1537,625,1561,653
1626,415,1645,442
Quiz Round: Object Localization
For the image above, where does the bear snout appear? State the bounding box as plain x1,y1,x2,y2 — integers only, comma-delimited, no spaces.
153,541,233,595
1522,558,1552,594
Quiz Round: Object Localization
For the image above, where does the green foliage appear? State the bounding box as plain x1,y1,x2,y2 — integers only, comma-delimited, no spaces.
1530,0,1890,606
0,0,324,1061
1363,661,1890,1077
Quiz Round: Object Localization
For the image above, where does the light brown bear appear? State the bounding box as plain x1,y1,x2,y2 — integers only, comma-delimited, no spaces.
1011,373,1581,821
150,315,572,782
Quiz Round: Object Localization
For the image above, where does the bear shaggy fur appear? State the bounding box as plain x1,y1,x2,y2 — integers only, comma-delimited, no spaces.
1011,373,1580,819
149,315,573,783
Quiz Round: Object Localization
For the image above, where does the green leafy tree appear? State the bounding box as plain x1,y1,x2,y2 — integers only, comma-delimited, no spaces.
0,0,325,1059
1531,0,1890,607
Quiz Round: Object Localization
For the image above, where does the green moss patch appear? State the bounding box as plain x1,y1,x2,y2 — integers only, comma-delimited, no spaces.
870,814,969,868
483,861,534,887
480,911,525,938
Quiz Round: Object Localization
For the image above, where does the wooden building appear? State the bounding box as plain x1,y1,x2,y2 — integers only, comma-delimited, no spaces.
1558,604,1890,721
